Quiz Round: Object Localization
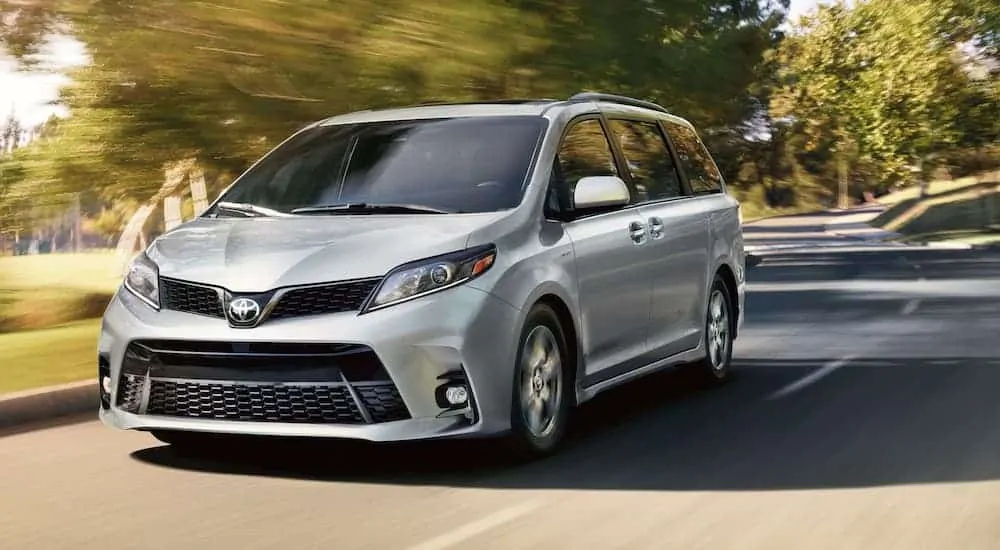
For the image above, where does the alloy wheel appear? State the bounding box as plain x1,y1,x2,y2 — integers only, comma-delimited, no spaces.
518,324,564,438
707,288,731,372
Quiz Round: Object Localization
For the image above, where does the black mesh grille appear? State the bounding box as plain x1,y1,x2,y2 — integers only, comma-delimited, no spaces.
161,279,224,318
268,279,380,320
116,373,144,413
356,384,410,423
117,339,411,424
147,380,367,424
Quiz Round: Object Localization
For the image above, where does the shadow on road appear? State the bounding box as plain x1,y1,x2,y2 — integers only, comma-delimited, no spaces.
131,355,1000,492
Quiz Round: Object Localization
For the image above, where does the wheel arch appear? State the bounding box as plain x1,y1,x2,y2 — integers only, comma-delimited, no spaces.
528,293,581,407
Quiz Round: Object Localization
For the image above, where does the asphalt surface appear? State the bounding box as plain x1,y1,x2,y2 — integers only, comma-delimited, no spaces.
5,211,1000,549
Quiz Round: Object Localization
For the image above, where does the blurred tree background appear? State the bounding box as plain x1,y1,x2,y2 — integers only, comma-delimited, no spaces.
0,0,997,249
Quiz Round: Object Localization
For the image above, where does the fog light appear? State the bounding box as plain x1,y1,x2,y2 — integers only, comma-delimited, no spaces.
101,375,112,396
444,385,469,406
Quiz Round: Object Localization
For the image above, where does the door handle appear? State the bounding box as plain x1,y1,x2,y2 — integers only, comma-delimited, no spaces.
648,217,664,239
628,221,647,245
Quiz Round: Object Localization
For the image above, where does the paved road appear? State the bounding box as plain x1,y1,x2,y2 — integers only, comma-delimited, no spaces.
5,212,1000,550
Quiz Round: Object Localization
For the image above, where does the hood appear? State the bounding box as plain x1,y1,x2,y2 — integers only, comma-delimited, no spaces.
148,212,508,291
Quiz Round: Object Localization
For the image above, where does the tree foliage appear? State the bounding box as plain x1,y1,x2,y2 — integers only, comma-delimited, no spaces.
771,0,999,194
0,0,997,237
2,0,785,210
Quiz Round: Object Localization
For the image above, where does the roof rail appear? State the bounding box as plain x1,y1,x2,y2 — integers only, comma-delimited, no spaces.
567,92,669,114
409,98,559,108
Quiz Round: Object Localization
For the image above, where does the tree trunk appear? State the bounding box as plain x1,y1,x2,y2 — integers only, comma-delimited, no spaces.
838,156,849,209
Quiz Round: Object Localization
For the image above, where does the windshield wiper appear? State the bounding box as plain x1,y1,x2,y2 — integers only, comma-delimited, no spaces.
291,202,451,215
214,201,290,218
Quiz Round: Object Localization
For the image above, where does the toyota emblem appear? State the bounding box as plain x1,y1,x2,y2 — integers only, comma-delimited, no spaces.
228,297,262,324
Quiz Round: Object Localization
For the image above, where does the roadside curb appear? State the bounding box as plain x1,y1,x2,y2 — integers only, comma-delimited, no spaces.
0,380,95,432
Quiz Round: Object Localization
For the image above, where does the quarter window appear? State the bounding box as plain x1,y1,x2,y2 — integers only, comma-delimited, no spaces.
662,122,723,194
608,119,683,202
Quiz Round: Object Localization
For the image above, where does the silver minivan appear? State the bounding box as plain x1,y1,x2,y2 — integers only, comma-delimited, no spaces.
99,93,746,457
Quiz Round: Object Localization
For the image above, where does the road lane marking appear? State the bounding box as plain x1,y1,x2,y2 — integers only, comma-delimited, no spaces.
901,299,921,315
767,355,857,400
406,499,545,550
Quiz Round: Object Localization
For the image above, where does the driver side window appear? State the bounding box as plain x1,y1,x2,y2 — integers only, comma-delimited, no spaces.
547,118,621,215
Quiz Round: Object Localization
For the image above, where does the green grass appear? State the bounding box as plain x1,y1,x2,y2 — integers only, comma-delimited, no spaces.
0,250,123,293
0,251,122,332
734,182,829,223
871,172,1000,238
0,252,121,391
875,188,1000,235
878,176,988,206
0,320,100,394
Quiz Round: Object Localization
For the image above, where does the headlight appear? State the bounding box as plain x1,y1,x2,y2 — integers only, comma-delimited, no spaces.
363,245,497,312
123,252,160,309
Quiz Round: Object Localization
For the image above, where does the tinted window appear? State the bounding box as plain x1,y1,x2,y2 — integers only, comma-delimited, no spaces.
553,118,620,203
218,116,547,214
608,119,683,202
662,122,723,194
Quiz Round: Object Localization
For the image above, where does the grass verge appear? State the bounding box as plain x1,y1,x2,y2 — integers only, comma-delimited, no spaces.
871,172,1000,237
0,319,100,394
878,175,991,206
897,229,1000,246
0,251,121,332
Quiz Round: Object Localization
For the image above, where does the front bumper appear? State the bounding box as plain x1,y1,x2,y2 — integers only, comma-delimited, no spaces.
98,284,522,442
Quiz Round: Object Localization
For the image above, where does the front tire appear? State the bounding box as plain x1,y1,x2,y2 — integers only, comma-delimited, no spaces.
506,303,572,458
696,274,735,384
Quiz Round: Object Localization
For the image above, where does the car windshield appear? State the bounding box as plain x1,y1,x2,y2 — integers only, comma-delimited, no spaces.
214,115,548,215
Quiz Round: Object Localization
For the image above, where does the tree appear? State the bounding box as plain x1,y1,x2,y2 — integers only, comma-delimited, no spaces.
771,0,999,201
1,0,800,226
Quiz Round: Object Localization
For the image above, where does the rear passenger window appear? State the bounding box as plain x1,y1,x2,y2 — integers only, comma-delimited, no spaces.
608,119,683,202
662,122,723,194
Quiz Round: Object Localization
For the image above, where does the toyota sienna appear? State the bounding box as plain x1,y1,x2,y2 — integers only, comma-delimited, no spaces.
98,92,746,457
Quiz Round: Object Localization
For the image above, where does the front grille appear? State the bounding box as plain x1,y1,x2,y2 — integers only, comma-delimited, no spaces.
147,380,366,424
268,279,381,320
116,339,410,424
157,277,381,323
161,279,224,318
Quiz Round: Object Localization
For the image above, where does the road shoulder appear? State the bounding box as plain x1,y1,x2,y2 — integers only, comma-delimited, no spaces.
0,380,96,433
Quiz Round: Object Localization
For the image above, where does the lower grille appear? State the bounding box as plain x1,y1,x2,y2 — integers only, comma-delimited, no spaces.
147,380,366,424
117,373,144,411
115,339,411,424
356,384,409,423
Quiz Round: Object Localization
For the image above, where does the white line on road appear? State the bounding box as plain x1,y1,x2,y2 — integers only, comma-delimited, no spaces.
767,355,857,400
901,299,921,315
900,272,927,315
406,499,545,550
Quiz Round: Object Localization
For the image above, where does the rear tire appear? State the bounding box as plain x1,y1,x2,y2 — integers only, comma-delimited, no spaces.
505,303,572,459
694,274,735,384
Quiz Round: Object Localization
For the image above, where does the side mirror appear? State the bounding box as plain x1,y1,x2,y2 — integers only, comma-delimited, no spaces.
573,176,630,211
